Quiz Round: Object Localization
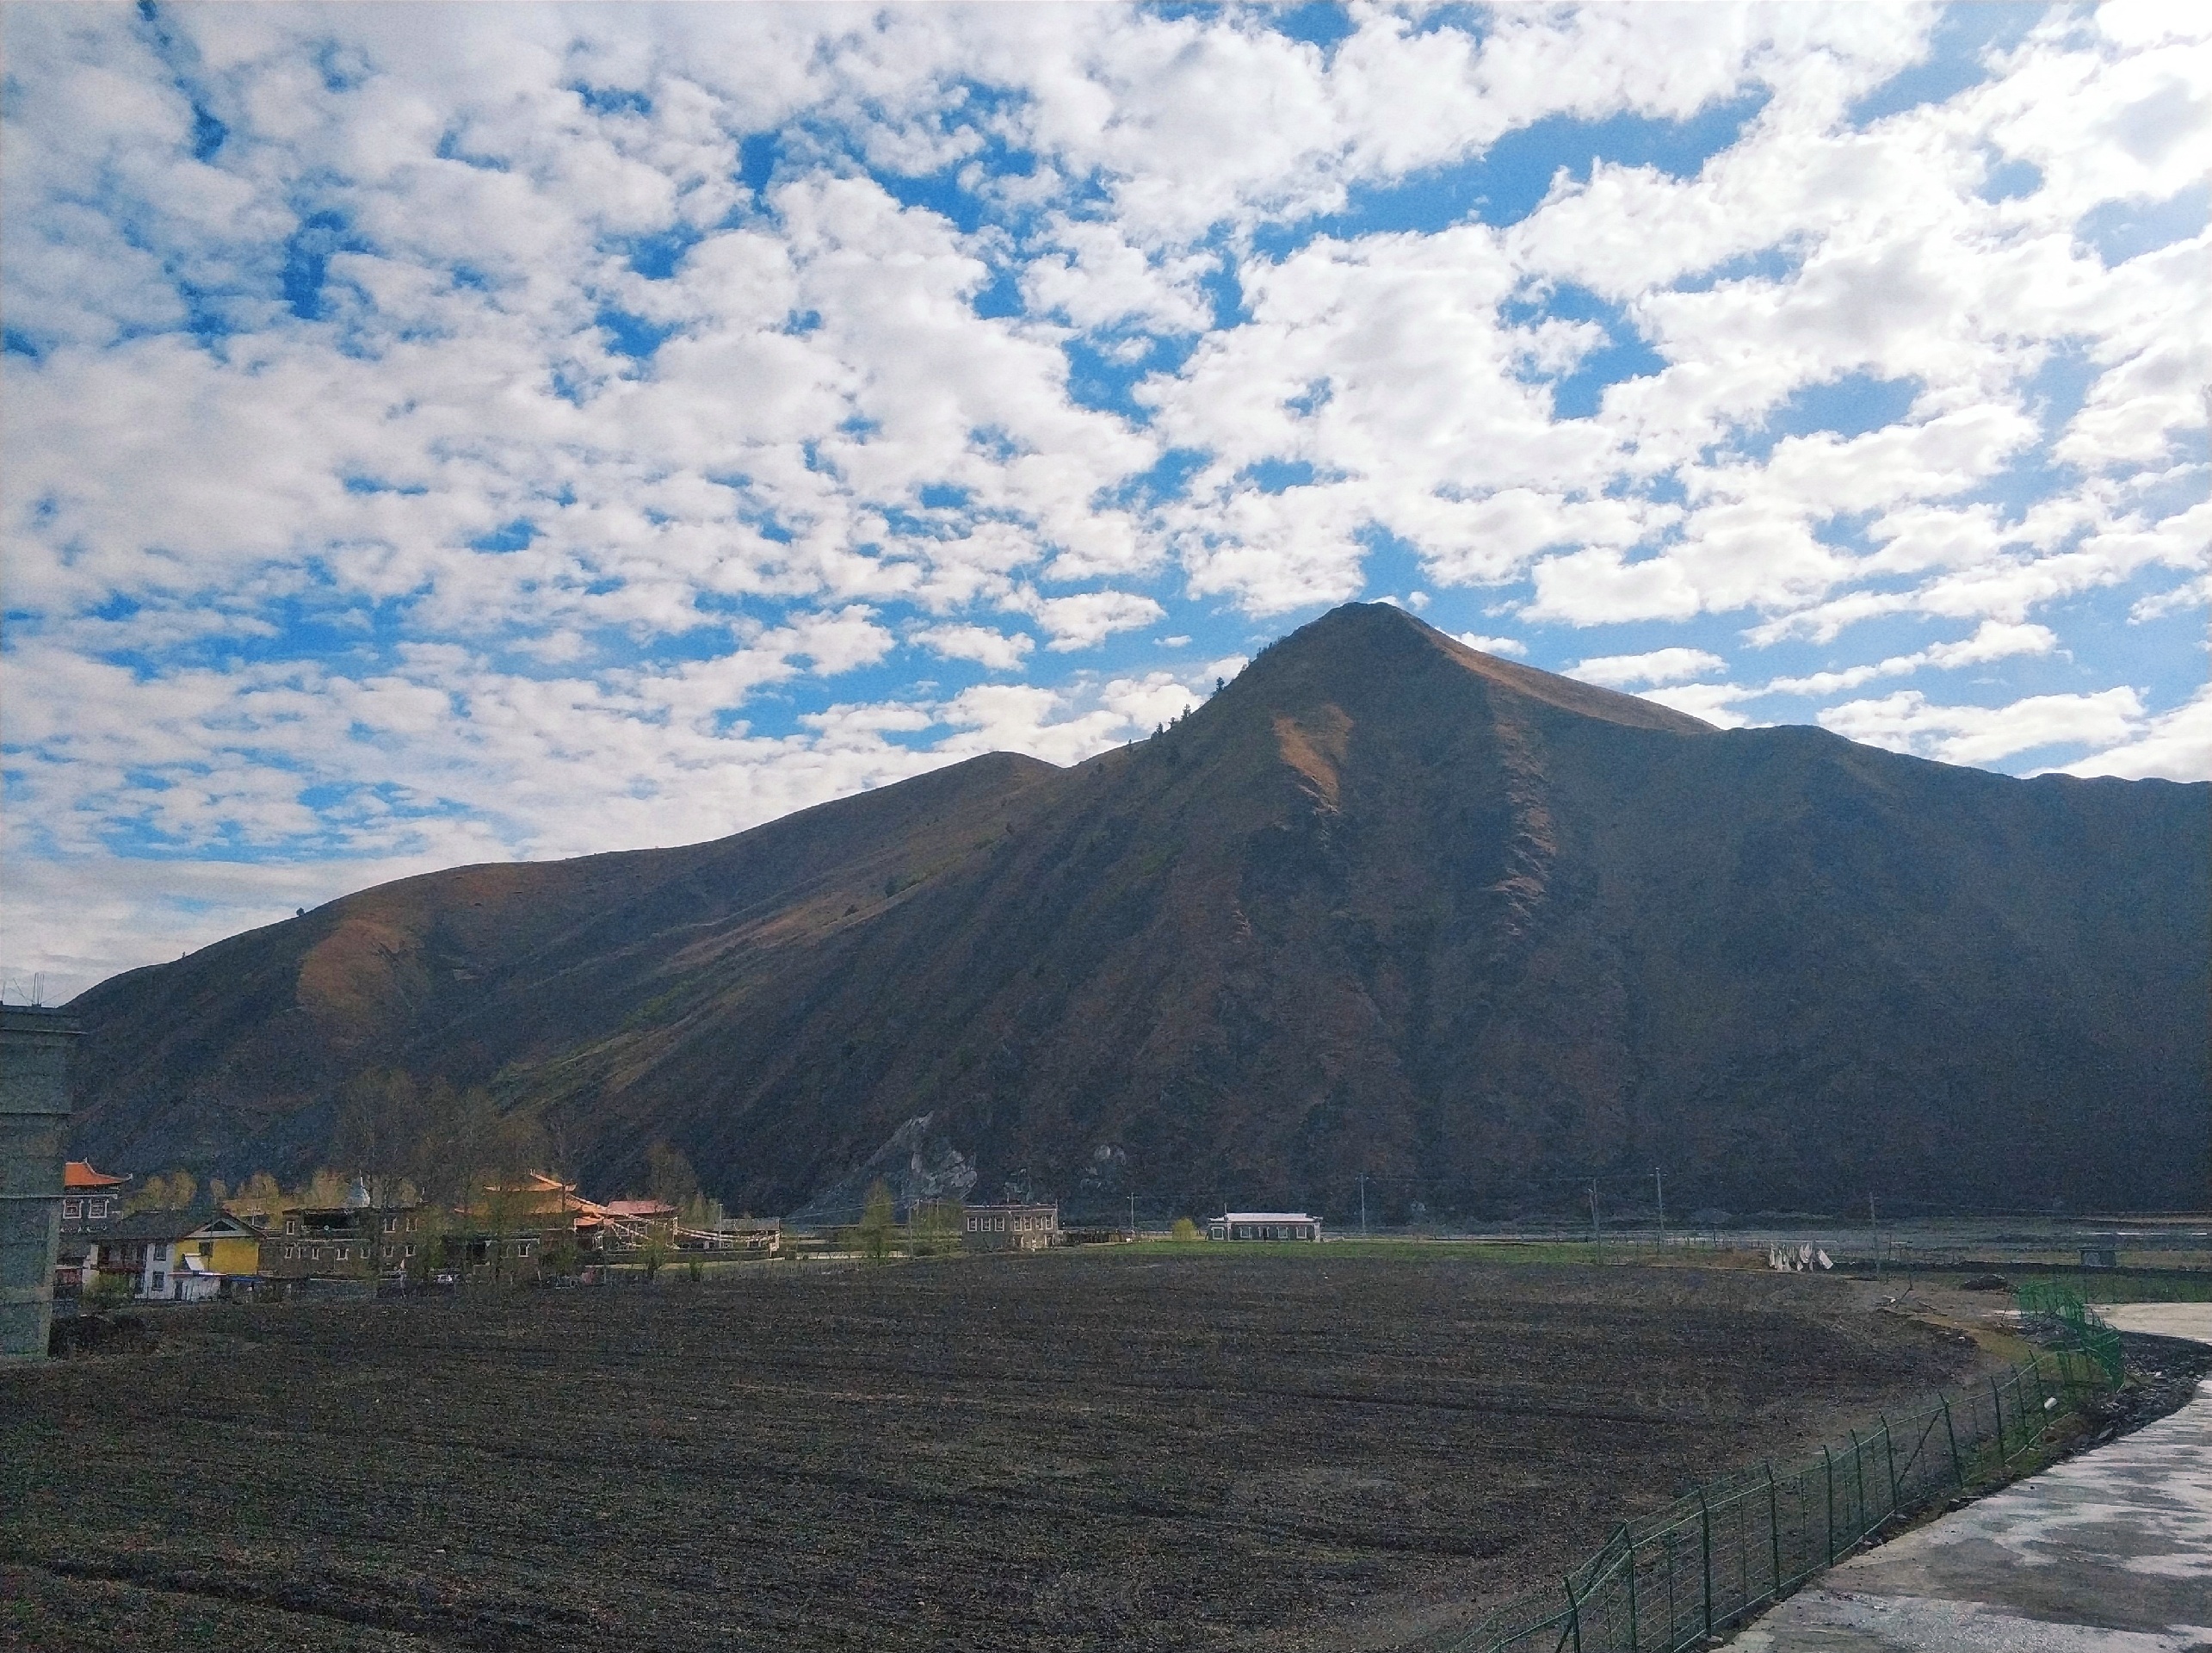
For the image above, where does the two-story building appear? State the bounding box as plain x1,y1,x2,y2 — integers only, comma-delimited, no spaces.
95,1210,264,1300
59,1161,129,1228
261,1199,429,1279
964,1203,1060,1252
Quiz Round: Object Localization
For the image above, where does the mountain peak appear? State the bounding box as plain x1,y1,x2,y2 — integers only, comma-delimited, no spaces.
1251,601,1715,737
59,597,2208,1223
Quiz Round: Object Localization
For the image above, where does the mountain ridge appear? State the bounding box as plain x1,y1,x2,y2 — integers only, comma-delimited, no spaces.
63,603,2211,1218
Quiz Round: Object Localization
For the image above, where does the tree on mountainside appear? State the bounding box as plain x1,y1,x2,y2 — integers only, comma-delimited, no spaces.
335,1068,436,1211
646,1141,699,1209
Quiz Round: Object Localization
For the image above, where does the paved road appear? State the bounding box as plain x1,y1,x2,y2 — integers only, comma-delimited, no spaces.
1727,1303,2212,1653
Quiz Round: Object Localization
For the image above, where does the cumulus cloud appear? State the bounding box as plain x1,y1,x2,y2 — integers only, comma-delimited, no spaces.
3,2,2205,994
1819,687,2147,766
1636,683,1760,730
1568,647,1729,689
1455,632,1528,658
1021,589,1168,651
2055,684,2212,781
912,623,1035,671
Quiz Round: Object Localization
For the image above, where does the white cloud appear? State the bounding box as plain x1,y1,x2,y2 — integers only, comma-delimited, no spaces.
1766,619,2059,696
1568,647,1729,689
3,2,2203,994
1020,215,1211,333
1819,687,2147,766
2131,574,2210,622
930,666,1206,765
1526,550,1702,626
1021,589,1166,651
912,623,1035,671
1455,633,1527,658
1636,683,1759,730
2054,684,2212,780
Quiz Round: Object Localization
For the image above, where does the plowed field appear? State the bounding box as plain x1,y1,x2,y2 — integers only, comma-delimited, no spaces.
2,1252,1980,1651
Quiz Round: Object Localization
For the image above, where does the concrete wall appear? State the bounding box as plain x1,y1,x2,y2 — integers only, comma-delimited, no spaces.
1,1006,80,1361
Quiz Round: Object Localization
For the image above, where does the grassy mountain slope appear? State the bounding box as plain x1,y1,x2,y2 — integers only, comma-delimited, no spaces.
65,604,2209,1217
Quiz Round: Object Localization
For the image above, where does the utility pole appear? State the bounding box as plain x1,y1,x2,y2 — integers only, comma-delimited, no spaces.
1128,1195,1137,1241
1358,1173,1369,1238
1588,1179,1601,1247
1654,1167,1665,1254
1869,1192,1880,1279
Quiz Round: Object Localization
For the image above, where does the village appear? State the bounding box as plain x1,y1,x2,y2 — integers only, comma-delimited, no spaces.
47,1154,1325,1309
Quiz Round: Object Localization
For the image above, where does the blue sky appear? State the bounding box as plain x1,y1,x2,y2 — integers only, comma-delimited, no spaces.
3,2,2208,999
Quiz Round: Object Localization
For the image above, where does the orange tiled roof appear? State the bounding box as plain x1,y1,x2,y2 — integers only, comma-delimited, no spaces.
469,1171,611,1222
65,1161,127,1190
605,1198,678,1218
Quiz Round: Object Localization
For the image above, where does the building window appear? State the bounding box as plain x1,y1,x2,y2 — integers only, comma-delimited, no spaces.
200,1241,214,1257
404,1245,415,1259
405,1217,417,1233
63,1199,81,1219
382,1215,397,1233
285,1219,299,1235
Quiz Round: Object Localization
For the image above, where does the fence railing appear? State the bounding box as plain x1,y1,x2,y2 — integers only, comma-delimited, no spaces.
2015,1279,2125,1384
1436,1314,2122,1653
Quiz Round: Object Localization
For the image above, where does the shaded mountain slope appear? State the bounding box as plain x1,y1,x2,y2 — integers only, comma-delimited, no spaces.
65,604,2209,1217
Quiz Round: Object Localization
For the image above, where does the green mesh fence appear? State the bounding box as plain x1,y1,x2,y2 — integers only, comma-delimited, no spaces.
1434,1324,2122,1653
2015,1280,2126,1384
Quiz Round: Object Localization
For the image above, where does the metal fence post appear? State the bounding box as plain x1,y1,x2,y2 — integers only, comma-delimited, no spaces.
1664,1527,1678,1650
1563,1574,1584,1653
1766,1461,1783,1596
1850,1428,1868,1542
1990,1374,2005,1461
1823,1444,1837,1564
1625,1531,1639,1650
1698,1487,1715,1639
1941,1394,1964,1487
1881,1415,1900,1519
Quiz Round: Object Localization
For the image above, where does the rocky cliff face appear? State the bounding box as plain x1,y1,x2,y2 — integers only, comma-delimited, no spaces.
65,604,2210,1219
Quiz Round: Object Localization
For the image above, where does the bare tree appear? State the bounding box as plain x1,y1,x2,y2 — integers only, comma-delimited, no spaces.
857,1180,896,1262
646,1141,699,1208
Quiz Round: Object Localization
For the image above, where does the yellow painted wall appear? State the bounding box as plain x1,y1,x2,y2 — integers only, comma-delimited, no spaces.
181,1229,263,1275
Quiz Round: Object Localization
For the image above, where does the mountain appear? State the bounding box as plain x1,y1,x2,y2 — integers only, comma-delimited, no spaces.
62,604,2210,1219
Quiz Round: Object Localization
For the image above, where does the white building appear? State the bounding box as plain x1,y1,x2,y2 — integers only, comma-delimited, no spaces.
1209,1211,1322,1242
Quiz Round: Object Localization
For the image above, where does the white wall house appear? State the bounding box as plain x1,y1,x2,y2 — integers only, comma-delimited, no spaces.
1208,1212,1322,1241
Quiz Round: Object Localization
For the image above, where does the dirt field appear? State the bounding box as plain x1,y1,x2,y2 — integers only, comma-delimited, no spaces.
2,1250,1985,1652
